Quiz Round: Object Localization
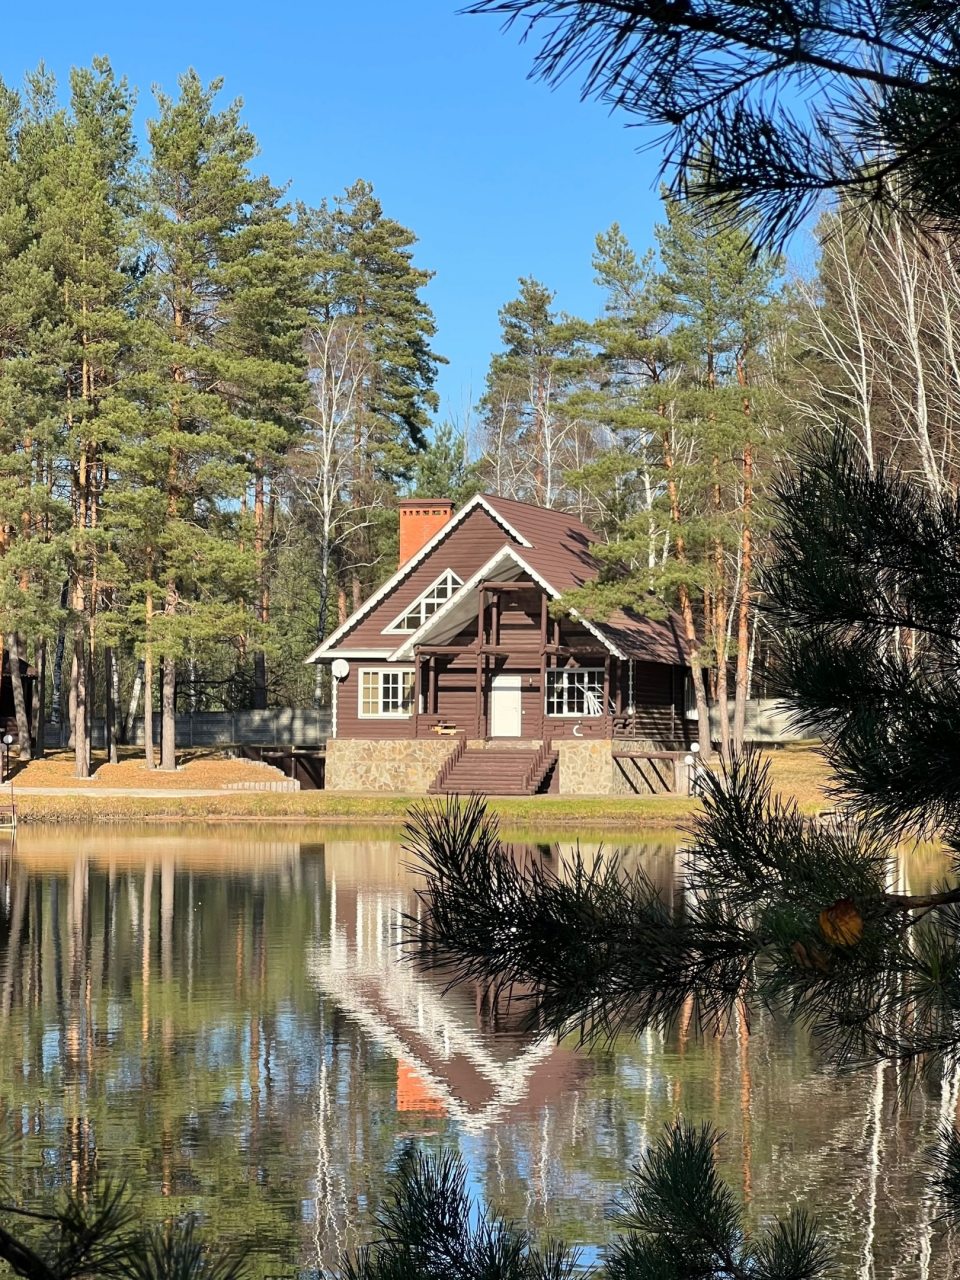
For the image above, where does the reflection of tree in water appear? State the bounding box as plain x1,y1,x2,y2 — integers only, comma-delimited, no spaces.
0,831,953,1278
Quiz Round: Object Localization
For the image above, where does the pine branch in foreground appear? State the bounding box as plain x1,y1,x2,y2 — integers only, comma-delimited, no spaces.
407,755,960,1070
764,432,960,839
0,1170,243,1280
335,1121,829,1280
337,1147,576,1280
465,0,960,245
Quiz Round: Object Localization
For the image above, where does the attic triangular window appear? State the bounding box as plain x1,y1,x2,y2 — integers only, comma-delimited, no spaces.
383,568,463,634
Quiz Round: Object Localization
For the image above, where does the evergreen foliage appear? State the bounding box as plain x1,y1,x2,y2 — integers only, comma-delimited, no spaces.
467,0,960,244
409,422,483,506
562,200,789,758
393,431,960,1267
0,62,443,769
478,277,588,508
0,1171,242,1280
337,1122,827,1280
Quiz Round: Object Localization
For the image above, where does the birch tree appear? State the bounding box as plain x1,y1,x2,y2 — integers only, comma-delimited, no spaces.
288,320,375,705
799,204,960,495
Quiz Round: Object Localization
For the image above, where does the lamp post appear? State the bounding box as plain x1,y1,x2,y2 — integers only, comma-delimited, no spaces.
1,734,13,783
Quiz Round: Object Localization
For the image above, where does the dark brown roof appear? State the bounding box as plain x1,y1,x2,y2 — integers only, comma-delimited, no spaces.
483,494,689,664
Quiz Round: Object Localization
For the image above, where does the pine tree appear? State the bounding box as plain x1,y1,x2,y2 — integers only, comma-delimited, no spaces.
0,64,136,773
301,181,442,609
566,203,786,761
0,75,65,764
45,62,139,777
478,277,588,507
131,71,308,769
409,422,482,505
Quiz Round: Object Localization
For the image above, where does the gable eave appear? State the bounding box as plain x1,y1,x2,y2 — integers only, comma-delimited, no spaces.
303,495,533,664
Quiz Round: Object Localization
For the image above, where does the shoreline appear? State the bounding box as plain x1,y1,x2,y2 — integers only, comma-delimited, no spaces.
6,789,701,828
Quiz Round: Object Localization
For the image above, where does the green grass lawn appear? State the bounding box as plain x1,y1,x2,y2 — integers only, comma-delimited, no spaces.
9,744,834,827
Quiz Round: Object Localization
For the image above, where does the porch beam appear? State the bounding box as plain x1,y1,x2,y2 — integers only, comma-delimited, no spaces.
542,644,610,658
416,644,477,656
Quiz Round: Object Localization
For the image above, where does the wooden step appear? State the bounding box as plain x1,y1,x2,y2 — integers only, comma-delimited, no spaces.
429,744,557,796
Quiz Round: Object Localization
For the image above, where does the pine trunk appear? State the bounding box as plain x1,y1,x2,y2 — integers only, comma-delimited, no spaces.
33,639,45,757
6,634,31,763
678,586,712,761
713,562,733,767
51,581,68,743
144,557,155,767
253,469,268,710
143,648,155,769
104,648,118,765
73,621,89,779
732,443,754,755
662,429,713,761
160,654,176,771
68,648,78,752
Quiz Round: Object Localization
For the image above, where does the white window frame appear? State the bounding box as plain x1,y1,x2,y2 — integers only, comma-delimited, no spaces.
382,568,463,635
358,667,416,718
545,667,605,717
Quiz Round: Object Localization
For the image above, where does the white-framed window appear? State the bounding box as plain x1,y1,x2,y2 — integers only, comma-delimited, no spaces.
545,668,605,717
359,668,416,718
383,568,463,634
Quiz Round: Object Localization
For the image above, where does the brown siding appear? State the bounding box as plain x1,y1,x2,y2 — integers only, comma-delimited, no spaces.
335,664,418,740
340,508,515,648
333,577,689,746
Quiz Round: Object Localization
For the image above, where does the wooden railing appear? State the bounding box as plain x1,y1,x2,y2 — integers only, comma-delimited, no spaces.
523,740,557,794
429,735,468,793
612,710,685,745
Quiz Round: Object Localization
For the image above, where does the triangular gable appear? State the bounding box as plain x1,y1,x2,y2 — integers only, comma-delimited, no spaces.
389,545,624,661
304,495,532,663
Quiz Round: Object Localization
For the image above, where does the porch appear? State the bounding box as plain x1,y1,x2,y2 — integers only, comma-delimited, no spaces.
408,578,689,746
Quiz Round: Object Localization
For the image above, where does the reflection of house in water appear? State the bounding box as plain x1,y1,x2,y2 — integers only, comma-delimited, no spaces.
308,877,585,1134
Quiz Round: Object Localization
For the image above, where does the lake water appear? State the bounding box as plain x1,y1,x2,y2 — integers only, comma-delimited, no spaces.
0,822,955,1278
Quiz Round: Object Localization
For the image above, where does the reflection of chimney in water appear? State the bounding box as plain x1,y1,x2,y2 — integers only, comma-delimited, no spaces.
397,1059,446,1115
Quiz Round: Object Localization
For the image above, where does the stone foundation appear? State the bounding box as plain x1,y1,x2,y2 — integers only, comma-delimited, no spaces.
558,740,683,795
557,740,614,795
325,738,461,793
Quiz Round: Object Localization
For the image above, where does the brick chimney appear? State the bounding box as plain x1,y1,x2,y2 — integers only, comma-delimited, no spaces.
399,499,455,566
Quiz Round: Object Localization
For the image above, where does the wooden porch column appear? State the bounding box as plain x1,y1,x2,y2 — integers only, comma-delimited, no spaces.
475,587,485,738
412,652,421,738
603,654,611,736
538,590,548,739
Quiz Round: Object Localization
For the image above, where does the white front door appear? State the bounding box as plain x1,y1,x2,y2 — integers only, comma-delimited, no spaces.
489,672,523,737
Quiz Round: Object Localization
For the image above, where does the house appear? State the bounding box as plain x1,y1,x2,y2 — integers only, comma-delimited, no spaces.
306,495,694,795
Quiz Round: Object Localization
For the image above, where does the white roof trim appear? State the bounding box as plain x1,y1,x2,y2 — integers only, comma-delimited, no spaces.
382,566,463,635
389,546,625,661
308,649,393,662
303,495,532,663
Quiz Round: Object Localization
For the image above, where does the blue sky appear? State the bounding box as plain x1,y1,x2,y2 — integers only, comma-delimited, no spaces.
2,0,668,428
